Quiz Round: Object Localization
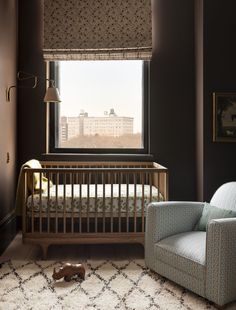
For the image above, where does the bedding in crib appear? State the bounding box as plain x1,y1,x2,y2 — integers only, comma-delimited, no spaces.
27,184,162,214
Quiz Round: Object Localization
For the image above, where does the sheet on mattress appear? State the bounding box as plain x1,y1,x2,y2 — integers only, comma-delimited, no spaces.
26,184,162,214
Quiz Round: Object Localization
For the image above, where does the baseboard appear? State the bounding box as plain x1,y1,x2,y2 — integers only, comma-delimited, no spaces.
0,210,18,255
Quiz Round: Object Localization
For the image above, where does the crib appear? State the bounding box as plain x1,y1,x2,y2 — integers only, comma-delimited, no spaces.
21,161,168,258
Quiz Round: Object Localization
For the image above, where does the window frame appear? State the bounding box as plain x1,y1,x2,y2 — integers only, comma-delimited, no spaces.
48,60,150,154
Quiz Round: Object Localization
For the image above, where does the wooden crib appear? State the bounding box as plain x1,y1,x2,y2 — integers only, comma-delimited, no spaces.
21,161,168,258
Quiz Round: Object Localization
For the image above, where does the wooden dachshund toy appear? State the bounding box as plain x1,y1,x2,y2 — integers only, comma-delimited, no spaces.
52,263,85,282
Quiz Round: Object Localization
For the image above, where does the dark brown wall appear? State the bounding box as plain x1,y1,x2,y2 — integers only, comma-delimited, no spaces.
0,0,17,251
18,0,46,166
195,0,236,201
204,0,236,200
18,0,197,201
150,0,196,200
195,0,204,201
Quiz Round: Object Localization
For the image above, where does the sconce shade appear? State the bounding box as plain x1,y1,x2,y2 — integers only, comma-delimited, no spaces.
44,86,61,102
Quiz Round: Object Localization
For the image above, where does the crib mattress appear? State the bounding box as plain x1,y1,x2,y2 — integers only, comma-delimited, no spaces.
27,184,161,215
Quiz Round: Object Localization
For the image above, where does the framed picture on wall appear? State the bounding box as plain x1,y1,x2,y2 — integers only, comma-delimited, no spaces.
213,92,236,142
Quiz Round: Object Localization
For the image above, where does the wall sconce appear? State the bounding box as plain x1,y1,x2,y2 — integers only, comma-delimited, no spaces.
6,71,61,103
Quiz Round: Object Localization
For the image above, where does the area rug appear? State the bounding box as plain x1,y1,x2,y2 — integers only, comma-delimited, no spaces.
0,259,216,310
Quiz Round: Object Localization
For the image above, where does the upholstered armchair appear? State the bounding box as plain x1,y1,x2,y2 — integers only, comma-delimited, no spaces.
145,182,236,306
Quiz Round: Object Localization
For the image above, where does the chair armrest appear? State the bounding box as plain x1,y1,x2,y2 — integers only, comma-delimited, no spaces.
145,201,204,269
206,218,236,306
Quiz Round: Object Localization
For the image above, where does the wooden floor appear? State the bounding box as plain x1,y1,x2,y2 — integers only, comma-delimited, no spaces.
0,232,144,262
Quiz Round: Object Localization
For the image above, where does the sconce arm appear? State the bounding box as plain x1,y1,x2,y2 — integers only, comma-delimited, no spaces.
6,85,17,102
6,71,39,102
17,71,38,88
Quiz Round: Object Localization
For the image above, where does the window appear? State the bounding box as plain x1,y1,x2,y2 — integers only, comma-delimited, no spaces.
49,60,149,153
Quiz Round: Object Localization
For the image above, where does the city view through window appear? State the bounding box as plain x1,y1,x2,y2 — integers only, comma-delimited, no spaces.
58,60,144,149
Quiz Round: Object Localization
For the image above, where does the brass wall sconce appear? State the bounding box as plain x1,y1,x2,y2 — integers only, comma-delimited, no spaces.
6,71,61,103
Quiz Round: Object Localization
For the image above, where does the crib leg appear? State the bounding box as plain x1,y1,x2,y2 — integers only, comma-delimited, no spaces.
41,243,49,260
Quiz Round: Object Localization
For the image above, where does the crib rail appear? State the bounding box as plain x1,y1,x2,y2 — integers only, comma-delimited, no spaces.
22,161,168,251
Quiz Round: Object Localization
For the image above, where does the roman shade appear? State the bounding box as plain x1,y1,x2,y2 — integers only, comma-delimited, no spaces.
43,0,152,61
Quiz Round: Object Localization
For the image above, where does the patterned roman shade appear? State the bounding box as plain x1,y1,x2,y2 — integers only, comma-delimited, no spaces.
43,0,152,61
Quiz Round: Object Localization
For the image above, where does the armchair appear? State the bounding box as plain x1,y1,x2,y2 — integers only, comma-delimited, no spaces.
145,182,236,306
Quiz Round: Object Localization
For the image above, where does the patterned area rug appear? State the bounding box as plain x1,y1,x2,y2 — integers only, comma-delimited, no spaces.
0,259,216,310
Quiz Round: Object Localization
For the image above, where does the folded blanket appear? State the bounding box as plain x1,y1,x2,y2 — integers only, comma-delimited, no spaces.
15,159,53,216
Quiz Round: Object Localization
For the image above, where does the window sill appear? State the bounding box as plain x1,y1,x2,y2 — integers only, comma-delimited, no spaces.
41,153,154,162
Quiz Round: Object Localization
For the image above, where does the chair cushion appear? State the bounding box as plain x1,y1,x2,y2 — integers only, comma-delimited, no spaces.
194,202,236,231
210,182,236,211
154,231,206,280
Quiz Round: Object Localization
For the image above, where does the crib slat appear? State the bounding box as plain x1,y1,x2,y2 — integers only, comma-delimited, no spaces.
118,173,121,233
101,168,104,184
79,173,82,233
110,173,113,233
31,172,34,233
150,172,153,203
88,165,91,186
76,170,79,184
134,173,137,233
166,172,169,200
126,174,129,233
142,172,145,233
71,172,74,233
39,172,42,233
23,172,27,234
102,172,105,233
95,172,98,233
87,173,90,233
55,173,59,233
63,173,66,233
47,172,51,233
